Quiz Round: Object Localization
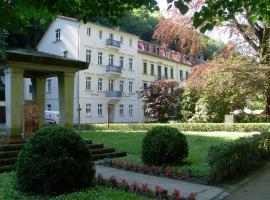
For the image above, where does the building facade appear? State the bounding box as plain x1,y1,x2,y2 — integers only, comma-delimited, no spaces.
29,16,192,124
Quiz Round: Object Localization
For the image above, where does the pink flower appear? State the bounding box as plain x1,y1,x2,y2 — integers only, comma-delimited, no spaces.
164,168,173,176
141,183,149,193
130,181,139,192
133,163,140,172
173,189,183,200
155,185,164,194
114,160,122,169
188,192,197,200
177,169,186,180
109,175,117,187
121,179,128,186
124,160,131,170
151,166,160,175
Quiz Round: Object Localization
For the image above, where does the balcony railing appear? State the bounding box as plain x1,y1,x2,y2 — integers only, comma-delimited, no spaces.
106,91,122,98
106,65,122,74
106,39,121,48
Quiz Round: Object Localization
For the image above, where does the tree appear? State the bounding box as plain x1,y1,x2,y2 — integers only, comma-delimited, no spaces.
170,0,270,115
182,44,263,122
138,81,181,122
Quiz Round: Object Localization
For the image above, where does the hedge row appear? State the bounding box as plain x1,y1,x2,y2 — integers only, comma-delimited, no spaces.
75,123,270,132
208,132,270,182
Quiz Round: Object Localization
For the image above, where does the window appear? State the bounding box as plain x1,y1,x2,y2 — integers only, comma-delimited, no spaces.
86,77,91,90
86,104,91,116
47,79,51,93
170,68,174,79
158,66,162,80
180,70,183,81
86,49,92,63
99,30,103,39
164,67,168,79
109,54,114,65
120,36,123,43
151,64,154,75
108,80,114,91
186,71,189,79
129,81,133,93
98,78,103,91
109,33,113,40
143,62,147,74
129,58,133,70
157,47,160,55
98,104,103,117
47,104,52,111
87,27,91,36
119,104,124,117
120,80,124,92
98,52,103,65
55,29,61,41
63,50,68,58
129,105,133,116
164,51,167,57
28,84,32,94
119,56,124,68
129,39,132,47
143,83,147,90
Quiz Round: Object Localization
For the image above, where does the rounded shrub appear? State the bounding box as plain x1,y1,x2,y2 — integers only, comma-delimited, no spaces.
16,125,95,195
142,126,188,165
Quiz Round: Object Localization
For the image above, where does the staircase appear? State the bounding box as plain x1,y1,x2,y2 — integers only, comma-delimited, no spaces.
0,139,126,173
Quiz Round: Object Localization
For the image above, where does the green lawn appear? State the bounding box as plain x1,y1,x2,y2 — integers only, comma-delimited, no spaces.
0,172,151,200
81,131,253,177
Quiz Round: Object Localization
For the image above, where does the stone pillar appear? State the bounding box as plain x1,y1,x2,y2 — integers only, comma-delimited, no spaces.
4,67,24,141
32,77,46,128
58,72,75,128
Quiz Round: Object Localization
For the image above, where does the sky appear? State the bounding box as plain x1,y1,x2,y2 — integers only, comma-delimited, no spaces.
156,0,230,43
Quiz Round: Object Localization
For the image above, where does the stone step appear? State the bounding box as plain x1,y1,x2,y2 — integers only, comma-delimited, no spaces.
0,150,20,158
93,152,127,160
0,164,15,173
90,147,115,155
0,144,24,151
0,157,17,165
87,143,104,149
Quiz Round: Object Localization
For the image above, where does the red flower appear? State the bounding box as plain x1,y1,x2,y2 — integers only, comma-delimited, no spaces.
173,189,183,200
133,163,140,172
130,181,139,192
121,179,128,186
114,160,122,169
188,192,197,200
177,169,186,180
155,185,164,194
164,168,173,177
141,183,149,193
124,160,131,170
109,175,117,187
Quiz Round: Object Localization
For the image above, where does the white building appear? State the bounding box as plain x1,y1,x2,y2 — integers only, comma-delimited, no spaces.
23,16,192,124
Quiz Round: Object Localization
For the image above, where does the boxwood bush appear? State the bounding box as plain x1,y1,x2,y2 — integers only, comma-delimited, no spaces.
79,123,270,132
208,132,270,182
16,125,95,195
142,126,188,165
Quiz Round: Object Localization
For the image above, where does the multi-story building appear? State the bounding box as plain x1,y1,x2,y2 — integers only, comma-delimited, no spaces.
23,16,192,124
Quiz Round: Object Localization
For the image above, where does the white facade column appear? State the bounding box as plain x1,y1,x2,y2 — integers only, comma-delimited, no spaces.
4,67,24,140
58,72,75,128
32,77,46,128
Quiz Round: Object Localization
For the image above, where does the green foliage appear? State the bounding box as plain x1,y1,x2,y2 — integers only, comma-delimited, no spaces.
234,113,270,123
16,125,95,195
80,123,270,132
208,132,270,182
0,172,148,200
142,126,188,165
202,38,225,60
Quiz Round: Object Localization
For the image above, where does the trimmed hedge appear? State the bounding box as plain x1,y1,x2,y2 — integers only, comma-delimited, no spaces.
142,126,188,165
208,132,270,182
17,125,95,195
76,123,270,132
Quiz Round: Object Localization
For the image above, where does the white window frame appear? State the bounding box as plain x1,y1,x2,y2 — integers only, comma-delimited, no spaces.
108,79,114,91
119,104,124,117
151,64,154,75
86,77,91,90
129,39,132,47
129,58,133,70
119,56,124,68
99,30,103,39
109,54,114,66
87,27,91,36
129,104,133,117
47,104,52,111
180,70,183,81
98,78,103,91
170,68,174,79
98,104,103,117
86,104,92,117
55,29,61,41
120,80,124,92
120,36,123,43
47,79,52,93
86,49,92,63
98,52,103,65
129,81,133,93
143,62,147,74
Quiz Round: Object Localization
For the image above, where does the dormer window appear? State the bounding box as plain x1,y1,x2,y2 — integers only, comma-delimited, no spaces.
55,29,61,41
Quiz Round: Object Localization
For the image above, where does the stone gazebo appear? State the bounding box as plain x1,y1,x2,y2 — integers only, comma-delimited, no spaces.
0,49,88,142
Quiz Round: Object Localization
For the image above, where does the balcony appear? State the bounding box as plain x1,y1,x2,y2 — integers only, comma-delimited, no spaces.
106,90,122,103
106,65,122,78
106,39,121,49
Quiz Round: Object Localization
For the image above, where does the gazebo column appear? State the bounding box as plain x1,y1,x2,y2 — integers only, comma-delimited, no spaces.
58,72,75,128
4,67,24,141
32,77,46,128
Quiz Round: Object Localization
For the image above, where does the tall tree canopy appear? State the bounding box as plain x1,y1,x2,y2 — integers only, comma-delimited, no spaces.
169,0,270,115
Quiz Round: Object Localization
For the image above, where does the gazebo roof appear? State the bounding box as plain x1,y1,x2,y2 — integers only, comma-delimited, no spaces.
1,49,89,69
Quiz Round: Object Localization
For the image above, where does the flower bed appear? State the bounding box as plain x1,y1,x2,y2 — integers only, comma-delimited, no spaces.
101,160,207,184
97,173,197,200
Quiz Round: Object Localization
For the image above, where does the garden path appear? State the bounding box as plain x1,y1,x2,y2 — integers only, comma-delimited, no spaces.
96,165,228,200
225,162,270,200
